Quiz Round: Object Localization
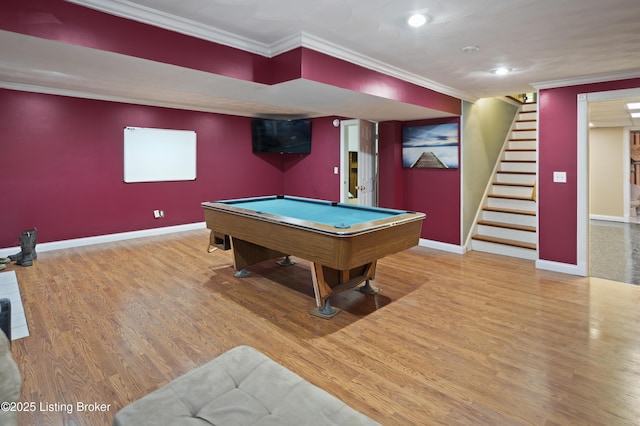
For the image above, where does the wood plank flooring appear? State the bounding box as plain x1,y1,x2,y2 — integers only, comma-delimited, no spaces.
5,228,640,425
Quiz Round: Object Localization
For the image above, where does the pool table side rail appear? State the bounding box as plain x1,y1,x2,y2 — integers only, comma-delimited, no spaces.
202,204,425,270
201,201,425,237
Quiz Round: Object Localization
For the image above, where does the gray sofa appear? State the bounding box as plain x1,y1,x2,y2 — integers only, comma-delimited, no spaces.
113,345,380,426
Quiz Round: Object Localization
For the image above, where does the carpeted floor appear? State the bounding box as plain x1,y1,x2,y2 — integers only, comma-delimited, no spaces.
0,270,29,339
590,220,640,285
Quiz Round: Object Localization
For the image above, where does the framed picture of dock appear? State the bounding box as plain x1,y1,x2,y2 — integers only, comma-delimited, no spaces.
402,123,459,169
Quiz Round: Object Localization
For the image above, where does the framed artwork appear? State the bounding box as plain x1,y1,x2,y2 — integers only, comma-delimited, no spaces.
402,123,459,169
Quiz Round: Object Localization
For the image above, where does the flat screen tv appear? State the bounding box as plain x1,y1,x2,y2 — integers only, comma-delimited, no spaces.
251,119,312,154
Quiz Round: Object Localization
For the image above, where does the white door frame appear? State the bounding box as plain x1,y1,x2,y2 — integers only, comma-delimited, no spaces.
576,87,640,276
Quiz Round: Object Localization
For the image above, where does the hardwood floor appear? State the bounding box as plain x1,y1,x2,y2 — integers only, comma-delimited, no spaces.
6,229,640,425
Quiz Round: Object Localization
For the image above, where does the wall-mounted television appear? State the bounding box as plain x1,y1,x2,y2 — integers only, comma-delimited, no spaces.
251,119,312,154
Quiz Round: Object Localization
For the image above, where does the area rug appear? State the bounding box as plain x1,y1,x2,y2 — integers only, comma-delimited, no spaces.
0,271,29,340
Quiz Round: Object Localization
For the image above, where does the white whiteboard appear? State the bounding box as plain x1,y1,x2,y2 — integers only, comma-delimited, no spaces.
124,127,196,183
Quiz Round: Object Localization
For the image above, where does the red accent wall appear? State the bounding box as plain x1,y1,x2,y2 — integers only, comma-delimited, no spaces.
281,117,342,201
1,0,271,83
378,121,405,209
2,0,462,112
378,118,461,244
0,89,284,247
300,49,461,115
538,77,640,264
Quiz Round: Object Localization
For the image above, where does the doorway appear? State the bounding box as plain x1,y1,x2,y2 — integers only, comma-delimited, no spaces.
339,119,377,206
578,88,640,283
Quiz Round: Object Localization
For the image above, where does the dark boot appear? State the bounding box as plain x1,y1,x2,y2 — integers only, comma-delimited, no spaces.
16,233,33,267
29,227,38,260
8,227,37,261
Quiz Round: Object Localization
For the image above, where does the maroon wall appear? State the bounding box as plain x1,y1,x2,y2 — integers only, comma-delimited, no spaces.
538,77,640,264
0,89,284,248
2,0,271,83
378,118,461,245
300,49,461,115
281,117,342,201
378,121,405,209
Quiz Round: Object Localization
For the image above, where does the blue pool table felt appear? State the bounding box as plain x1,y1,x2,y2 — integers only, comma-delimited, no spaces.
223,198,405,228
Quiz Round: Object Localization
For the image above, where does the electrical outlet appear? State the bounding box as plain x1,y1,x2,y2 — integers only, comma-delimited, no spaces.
153,210,161,218
553,171,567,183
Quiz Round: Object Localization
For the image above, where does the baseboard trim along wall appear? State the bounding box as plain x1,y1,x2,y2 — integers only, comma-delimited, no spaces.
3,225,584,277
0,222,207,257
536,259,586,276
419,238,465,254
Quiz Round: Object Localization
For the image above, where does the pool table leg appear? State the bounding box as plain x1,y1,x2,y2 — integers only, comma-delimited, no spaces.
233,268,251,278
358,279,381,294
276,255,296,266
310,298,338,319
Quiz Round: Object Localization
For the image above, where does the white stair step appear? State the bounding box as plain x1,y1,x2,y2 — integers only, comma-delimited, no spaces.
477,222,537,244
514,121,536,130
491,183,535,197
481,208,538,227
495,171,536,185
471,238,537,260
521,103,537,113
511,130,537,139
508,140,537,150
504,150,536,161
487,196,536,211
519,111,537,121
499,161,537,173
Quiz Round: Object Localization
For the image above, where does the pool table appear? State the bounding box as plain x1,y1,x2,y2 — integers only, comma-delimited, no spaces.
201,195,425,318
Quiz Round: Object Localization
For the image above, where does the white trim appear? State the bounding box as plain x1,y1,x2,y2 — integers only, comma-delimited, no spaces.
295,32,473,102
577,87,640,278
65,0,272,55
66,1,471,102
533,70,640,91
0,222,206,257
418,239,465,254
535,259,586,276
0,82,252,116
589,214,626,223
576,94,589,277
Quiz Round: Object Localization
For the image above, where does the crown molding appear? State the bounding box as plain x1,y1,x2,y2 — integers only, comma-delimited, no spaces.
532,69,640,90
67,0,473,102
269,31,473,102
0,81,253,116
65,0,272,56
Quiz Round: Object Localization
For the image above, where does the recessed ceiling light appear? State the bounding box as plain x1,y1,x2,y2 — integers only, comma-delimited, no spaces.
462,45,480,53
627,102,640,110
407,13,427,27
492,67,511,75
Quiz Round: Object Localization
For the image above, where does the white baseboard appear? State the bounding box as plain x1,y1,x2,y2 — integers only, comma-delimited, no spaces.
0,222,207,257
418,238,465,254
589,214,626,223
535,259,587,276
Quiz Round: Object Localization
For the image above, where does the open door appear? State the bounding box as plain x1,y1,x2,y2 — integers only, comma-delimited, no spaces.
340,119,377,206
357,120,376,206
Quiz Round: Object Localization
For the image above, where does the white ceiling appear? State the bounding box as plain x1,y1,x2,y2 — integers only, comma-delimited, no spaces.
2,0,640,123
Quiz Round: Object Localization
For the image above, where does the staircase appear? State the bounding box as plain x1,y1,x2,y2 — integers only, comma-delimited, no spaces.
470,102,538,260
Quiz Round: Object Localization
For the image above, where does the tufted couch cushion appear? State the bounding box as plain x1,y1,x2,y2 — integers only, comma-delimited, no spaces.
113,345,379,426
